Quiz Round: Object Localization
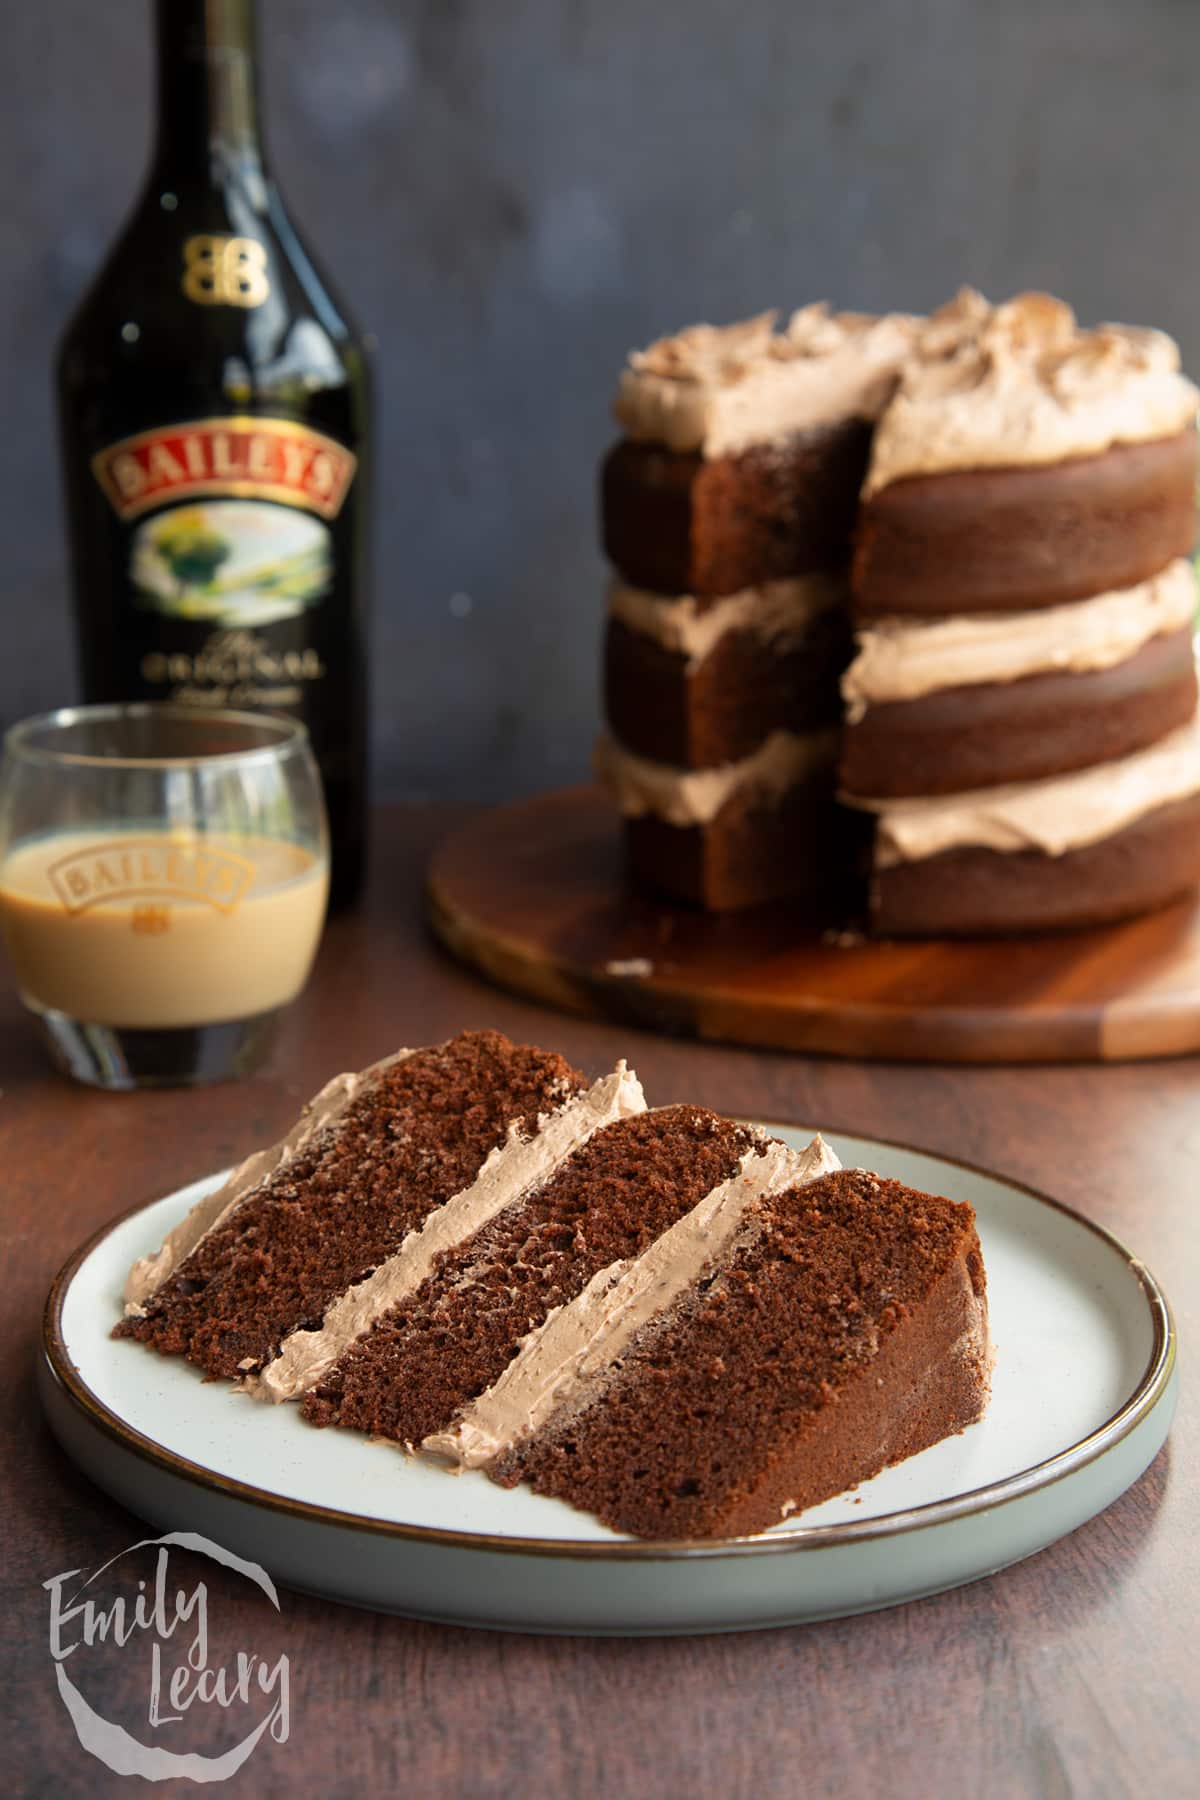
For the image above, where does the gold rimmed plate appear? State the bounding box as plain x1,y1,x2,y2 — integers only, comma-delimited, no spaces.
39,1126,1176,1634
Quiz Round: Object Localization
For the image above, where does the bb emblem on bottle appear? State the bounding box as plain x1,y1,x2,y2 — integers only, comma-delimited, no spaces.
181,234,271,307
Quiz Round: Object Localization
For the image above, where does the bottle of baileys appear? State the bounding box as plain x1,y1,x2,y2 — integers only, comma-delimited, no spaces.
56,0,370,905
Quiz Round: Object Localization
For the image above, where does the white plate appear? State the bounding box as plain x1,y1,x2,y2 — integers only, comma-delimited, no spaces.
39,1126,1176,1635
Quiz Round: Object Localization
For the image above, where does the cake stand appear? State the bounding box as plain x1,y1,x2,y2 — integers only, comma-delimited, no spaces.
427,785,1200,1063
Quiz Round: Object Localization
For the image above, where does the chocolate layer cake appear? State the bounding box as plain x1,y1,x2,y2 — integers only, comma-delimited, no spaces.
603,422,872,597
116,1032,992,1539
116,1030,642,1380
601,287,1200,933
434,1164,988,1541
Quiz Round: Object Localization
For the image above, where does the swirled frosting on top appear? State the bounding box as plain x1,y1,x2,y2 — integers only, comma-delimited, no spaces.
614,306,919,457
864,289,1199,495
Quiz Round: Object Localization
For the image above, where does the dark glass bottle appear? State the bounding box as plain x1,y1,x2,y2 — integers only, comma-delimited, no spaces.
56,0,369,905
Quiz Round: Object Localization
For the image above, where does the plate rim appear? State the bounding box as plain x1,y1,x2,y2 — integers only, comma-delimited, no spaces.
42,1123,1176,1565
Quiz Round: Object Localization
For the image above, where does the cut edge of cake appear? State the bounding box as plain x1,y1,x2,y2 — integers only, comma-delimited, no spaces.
475,1166,991,1540
251,1060,646,1402
422,1130,842,1472
122,1045,415,1315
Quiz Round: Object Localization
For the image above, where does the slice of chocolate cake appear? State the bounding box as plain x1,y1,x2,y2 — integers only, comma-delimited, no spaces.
430,1165,989,1541
116,1030,643,1380
299,1106,833,1447
116,1032,992,1540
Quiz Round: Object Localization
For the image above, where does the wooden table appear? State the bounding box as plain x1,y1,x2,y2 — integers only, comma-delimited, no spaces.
3,806,1196,1798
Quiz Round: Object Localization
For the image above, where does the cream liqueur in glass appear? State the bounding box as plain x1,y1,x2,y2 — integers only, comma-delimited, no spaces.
0,706,328,1088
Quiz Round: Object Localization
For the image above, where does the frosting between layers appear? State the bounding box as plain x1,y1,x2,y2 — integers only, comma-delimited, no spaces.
843,558,1198,717
122,1049,413,1314
609,573,846,671
864,289,1200,494
594,728,841,827
250,1064,647,1403
615,306,918,457
852,705,1200,864
423,1133,843,1471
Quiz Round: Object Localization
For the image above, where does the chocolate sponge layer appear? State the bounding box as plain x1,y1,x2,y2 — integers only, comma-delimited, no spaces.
605,605,850,769
853,432,1198,619
622,779,866,914
871,793,1200,935
603,417,873,598
842,625,1198,798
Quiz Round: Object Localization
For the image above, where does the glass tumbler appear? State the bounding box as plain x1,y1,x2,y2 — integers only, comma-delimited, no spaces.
0,704,329,1089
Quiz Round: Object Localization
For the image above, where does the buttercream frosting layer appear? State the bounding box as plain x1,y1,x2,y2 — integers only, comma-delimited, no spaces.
123,1049,413,1313
609,573,846,671
852,705,1200,864
594,728,841,827
843,558,1198,717
615,306,917,458
251,1064,647,1403
864,289,1199,495
424,1133,842,1471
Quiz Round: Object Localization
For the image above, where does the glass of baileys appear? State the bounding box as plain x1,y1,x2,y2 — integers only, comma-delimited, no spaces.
0,705,328,1088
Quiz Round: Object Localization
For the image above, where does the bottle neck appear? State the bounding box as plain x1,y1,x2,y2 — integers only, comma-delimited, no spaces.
151,0,267,183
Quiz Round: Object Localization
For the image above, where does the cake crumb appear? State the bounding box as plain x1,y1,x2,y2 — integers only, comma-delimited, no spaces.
822,927,866,949
605,957,654,979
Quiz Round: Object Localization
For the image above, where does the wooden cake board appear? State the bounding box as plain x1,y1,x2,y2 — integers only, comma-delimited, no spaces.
427,785,1200,1064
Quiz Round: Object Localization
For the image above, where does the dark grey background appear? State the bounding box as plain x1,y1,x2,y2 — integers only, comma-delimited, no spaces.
4,0,1199,801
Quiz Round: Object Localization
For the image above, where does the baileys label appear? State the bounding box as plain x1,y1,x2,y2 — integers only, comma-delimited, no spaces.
91,418,356,523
